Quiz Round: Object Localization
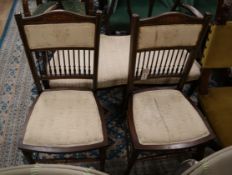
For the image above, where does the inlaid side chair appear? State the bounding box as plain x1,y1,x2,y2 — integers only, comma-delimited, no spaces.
15,10,108,170
125,12,214,174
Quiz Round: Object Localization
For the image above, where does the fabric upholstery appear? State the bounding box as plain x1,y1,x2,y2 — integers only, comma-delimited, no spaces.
199,87,232,147
133,89,210,145
202,22,232,68
0,164,108,175
182,146,232,175
49,34,200,88
138,24,202,49
24,23,95,49
23,90,104,147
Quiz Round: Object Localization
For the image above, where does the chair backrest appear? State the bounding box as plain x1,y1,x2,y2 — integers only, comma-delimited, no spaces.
181,146,232,175
15,10,101,92
127,12,211,92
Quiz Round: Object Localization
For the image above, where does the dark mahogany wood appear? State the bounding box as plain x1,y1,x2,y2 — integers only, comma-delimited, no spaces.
15,10,108,171
125,11,214,175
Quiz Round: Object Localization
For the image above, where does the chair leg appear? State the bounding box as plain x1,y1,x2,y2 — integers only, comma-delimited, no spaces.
22,150,35,164
124,149,139,175
100,148,106,171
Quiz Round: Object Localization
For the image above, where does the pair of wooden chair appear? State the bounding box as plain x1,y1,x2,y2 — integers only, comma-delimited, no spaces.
15,7,214,173
15,11,108,170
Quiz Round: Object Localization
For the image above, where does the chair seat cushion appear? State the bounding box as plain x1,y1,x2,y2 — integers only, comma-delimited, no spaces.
32,2,57,16
199,87,232,147
133,89,210,145
23,90,104,147
49,35,200,89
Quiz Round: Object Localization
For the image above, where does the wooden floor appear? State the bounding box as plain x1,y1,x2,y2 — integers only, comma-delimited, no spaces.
0,0,14,37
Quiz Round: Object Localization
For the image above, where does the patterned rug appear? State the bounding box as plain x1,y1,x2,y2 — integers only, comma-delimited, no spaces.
0,1,209,175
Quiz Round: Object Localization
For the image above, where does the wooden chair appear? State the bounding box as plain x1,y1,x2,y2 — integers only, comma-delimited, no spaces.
125,12,214,174
22,0,94,17
0,164,108,175
15,10,108,170
198,12,232,148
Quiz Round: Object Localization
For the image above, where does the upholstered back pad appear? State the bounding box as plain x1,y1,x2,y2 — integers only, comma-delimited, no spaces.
24,23,95,49
202,22,232,68
138,24,202,49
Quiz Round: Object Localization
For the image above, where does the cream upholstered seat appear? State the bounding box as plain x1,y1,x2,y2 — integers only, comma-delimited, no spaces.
133,89,210,145
49,34,201,89
0,164,108,175
23,90,104,147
